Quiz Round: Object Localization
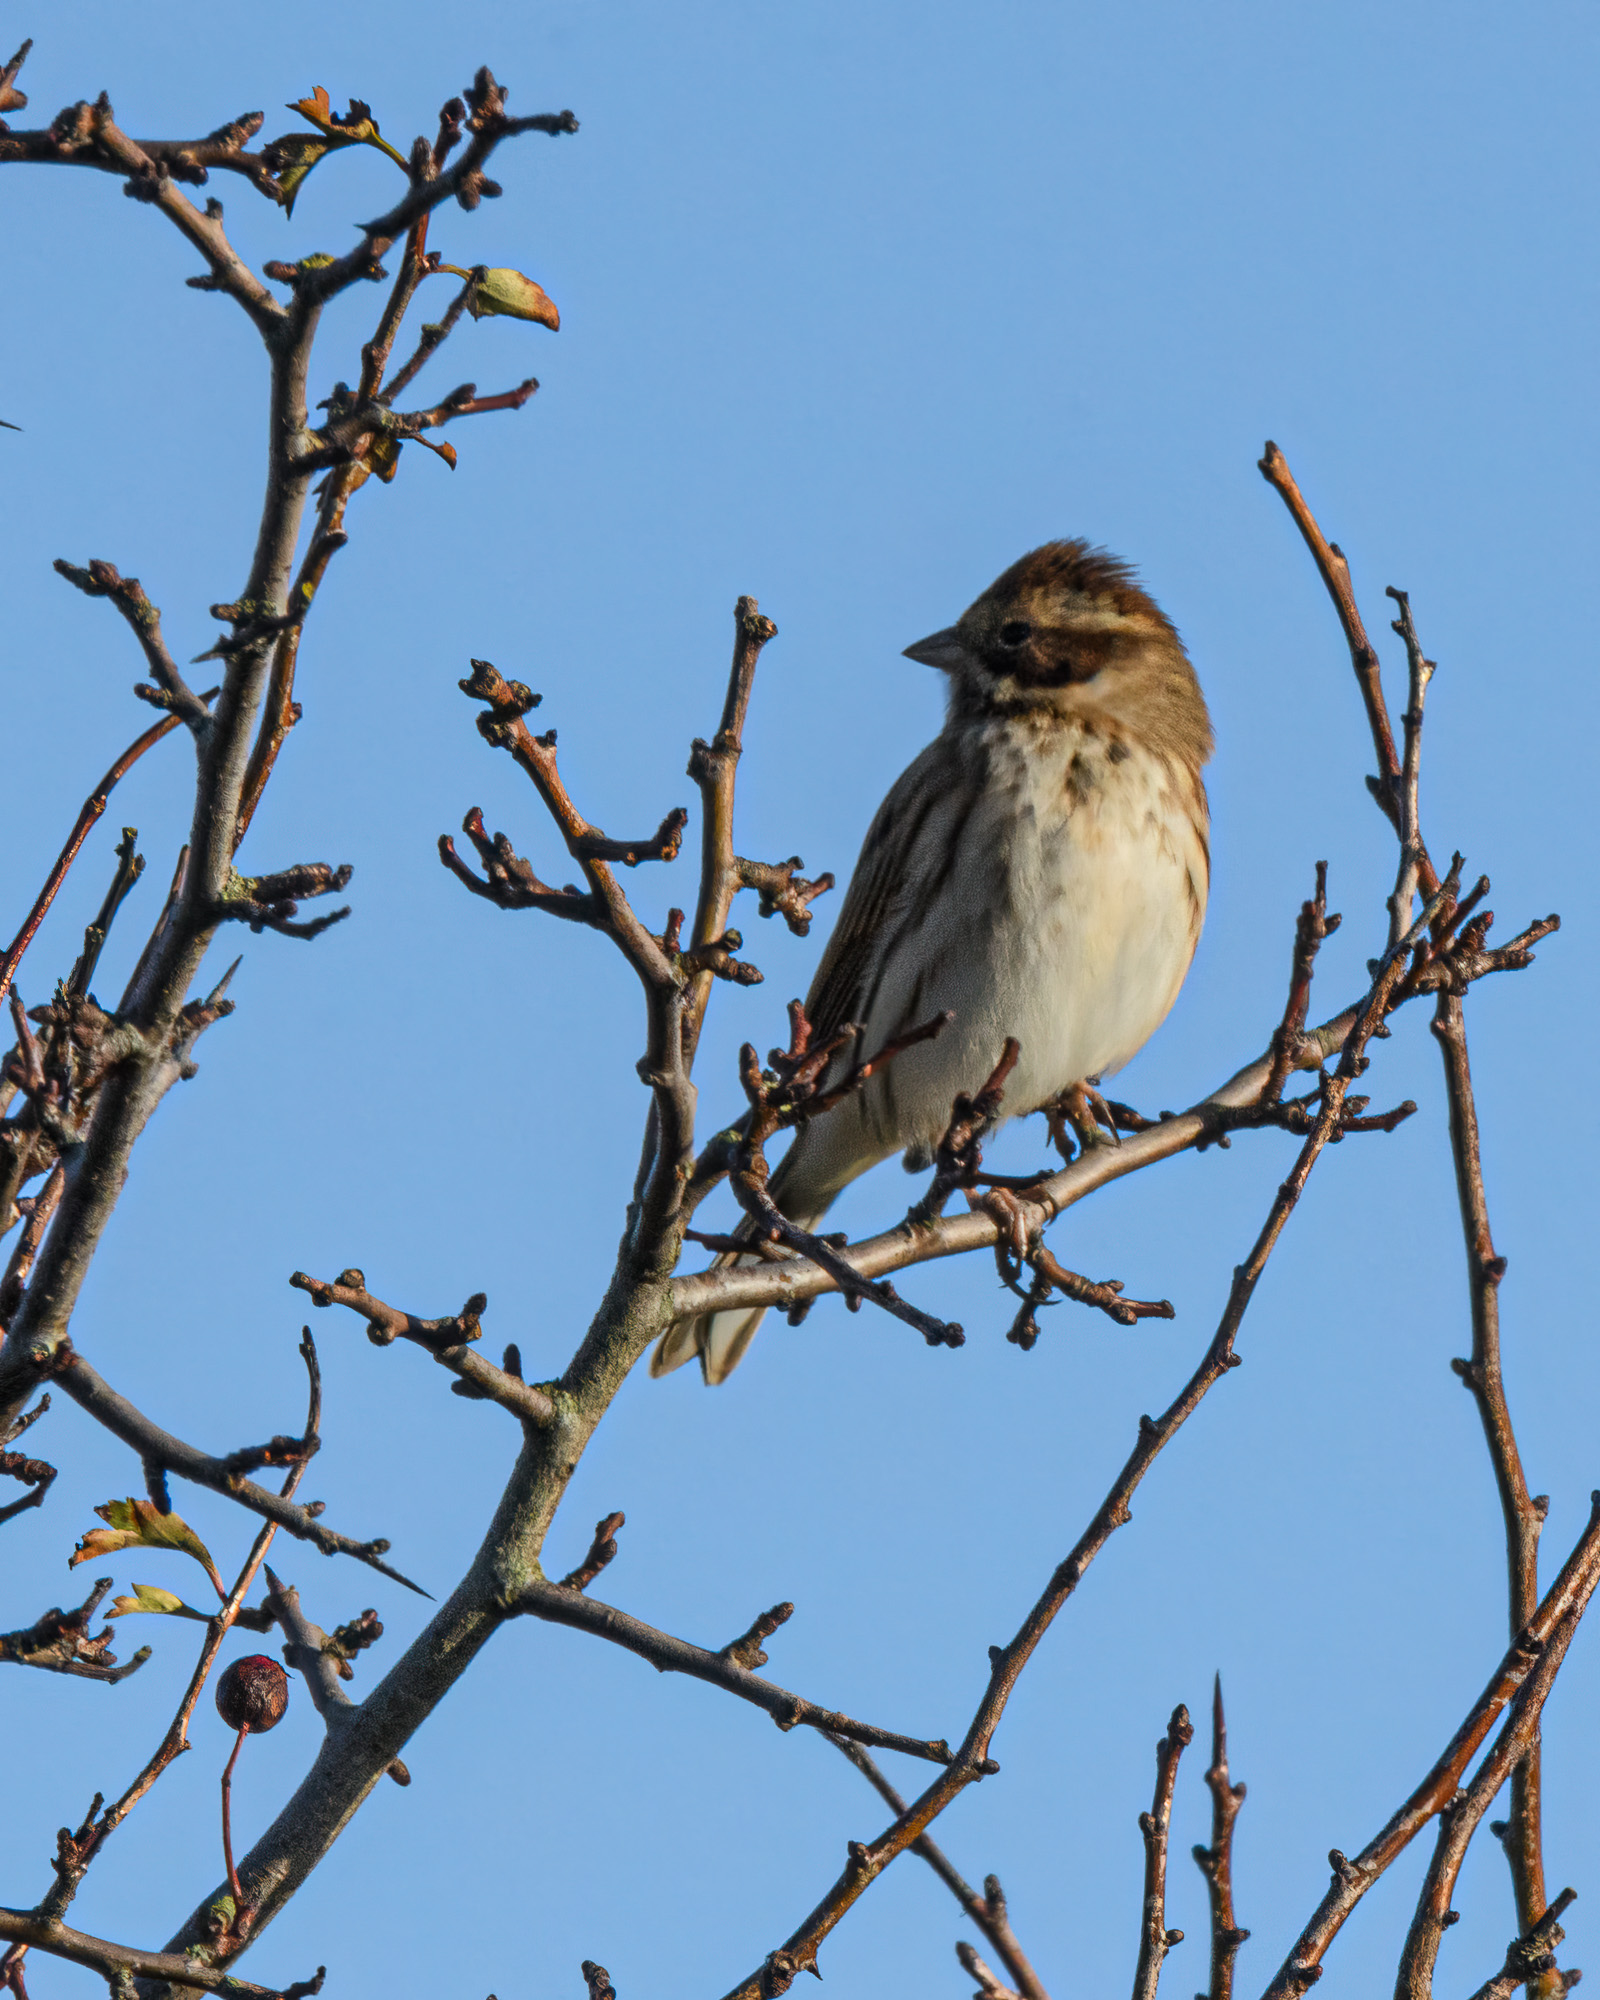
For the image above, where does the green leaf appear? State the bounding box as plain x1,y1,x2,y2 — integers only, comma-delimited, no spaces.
72,1499,224,1596
106,1582,210,1621
467,269,561,330
261,131,354,218
264,86,406,213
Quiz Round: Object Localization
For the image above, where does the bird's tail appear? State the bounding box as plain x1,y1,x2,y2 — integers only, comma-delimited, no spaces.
651,1154,829,1385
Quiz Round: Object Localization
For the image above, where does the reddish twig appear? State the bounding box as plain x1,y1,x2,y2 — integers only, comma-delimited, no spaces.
828,1734,1050,2000
23,1335,323,1938
0,710,200,1010
1261,442,1565,1983
1192,1676,1249,2000
1262,1494,1600,1997
560,1513,625,1592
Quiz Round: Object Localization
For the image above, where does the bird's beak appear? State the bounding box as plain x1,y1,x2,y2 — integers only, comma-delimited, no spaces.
902,625,971,672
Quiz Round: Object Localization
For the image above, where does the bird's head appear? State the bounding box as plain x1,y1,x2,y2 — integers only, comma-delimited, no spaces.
904,539,1213,768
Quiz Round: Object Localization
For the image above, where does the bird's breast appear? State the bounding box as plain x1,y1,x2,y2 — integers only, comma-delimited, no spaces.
871,716,1208,1136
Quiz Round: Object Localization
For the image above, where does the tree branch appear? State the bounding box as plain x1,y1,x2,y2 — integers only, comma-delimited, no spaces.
49,1345,427,1593
1466,1890,1580,2000
0,710,199,1012
1261,1492,1600,1997
682,598,780,1064
826,1735,1051,2000
289,1267,555,1426
0,1578,148,1682
0,1908,319,2000
516,1580,955,1765
714,949,1407,1995
1261,440,1564,1989
1192,1676,1249,2000
1395,1593,1589,1998
52,558,213,731
1131,1704,1192,2000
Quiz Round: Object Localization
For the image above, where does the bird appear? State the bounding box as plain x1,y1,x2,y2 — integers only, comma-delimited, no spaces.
652,538,1213,1384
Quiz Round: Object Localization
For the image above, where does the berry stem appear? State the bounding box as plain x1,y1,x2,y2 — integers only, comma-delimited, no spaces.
220,1723,250,1914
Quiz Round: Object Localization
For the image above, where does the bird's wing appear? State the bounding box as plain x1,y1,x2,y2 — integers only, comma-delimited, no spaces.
803,733,968,1048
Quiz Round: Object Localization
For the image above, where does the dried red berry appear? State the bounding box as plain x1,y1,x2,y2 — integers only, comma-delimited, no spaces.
216,1654,289,1733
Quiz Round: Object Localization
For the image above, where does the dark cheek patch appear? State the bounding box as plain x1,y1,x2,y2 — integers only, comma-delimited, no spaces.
1002,626,1121,687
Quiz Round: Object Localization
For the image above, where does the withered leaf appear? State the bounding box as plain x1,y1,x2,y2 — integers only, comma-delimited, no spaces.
72,1498,224,1597
467,268,561,329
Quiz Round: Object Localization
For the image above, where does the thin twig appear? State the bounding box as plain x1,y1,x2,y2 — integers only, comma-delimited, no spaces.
518,1580,953,1764
50,1346,426,1593
1261,441,1562,1983
682,598,780,1063
0,711,198,1009
1395,1593,1589,1998
28,1334,324,1931
827,1734,1050,2000
1192,1676,1249,2000
1466,1889,1579,2000
289,1267,554,1426
715,945,1408,1998
1131,1704,1192,2000
53,558,212,729
1261,1493,1600,1997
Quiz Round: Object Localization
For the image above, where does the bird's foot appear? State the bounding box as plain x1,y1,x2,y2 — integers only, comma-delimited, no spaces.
1044,1082,1124,1160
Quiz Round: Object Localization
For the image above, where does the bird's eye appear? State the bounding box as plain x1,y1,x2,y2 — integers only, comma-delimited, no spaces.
998,620,1032,648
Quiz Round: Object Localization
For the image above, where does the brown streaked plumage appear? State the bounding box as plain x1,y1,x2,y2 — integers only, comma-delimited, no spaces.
654,540,1213,1384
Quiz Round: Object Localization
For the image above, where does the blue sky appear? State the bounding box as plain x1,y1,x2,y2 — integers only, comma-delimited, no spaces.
3,4,1597,1996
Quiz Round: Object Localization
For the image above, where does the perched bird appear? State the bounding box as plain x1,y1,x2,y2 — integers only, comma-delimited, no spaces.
653,539,1213,1384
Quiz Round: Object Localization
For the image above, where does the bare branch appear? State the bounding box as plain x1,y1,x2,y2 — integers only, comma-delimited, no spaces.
0,710,199,1011
1131,1704,1192,2000
290,1267,555,1426
1261,1493,1600,1997
1263,440,1565,1978
0,1579,149,1682
79,98,285,331
559,1512,625,1592
734,854,834,936
50,1345,428,1593
0,1907,318,1999
0,38,31,116
682,598,781,1063
0,1440,57,1524
516,1581,955,1766
264,1568,355,1729
1258,441,1409,841
52,558,212,731
829,1735,1050,2000
1395,1591,1590,1998
1467,1890,1580,2000
1192,1676,1249,2000
959,1941,1021,1997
